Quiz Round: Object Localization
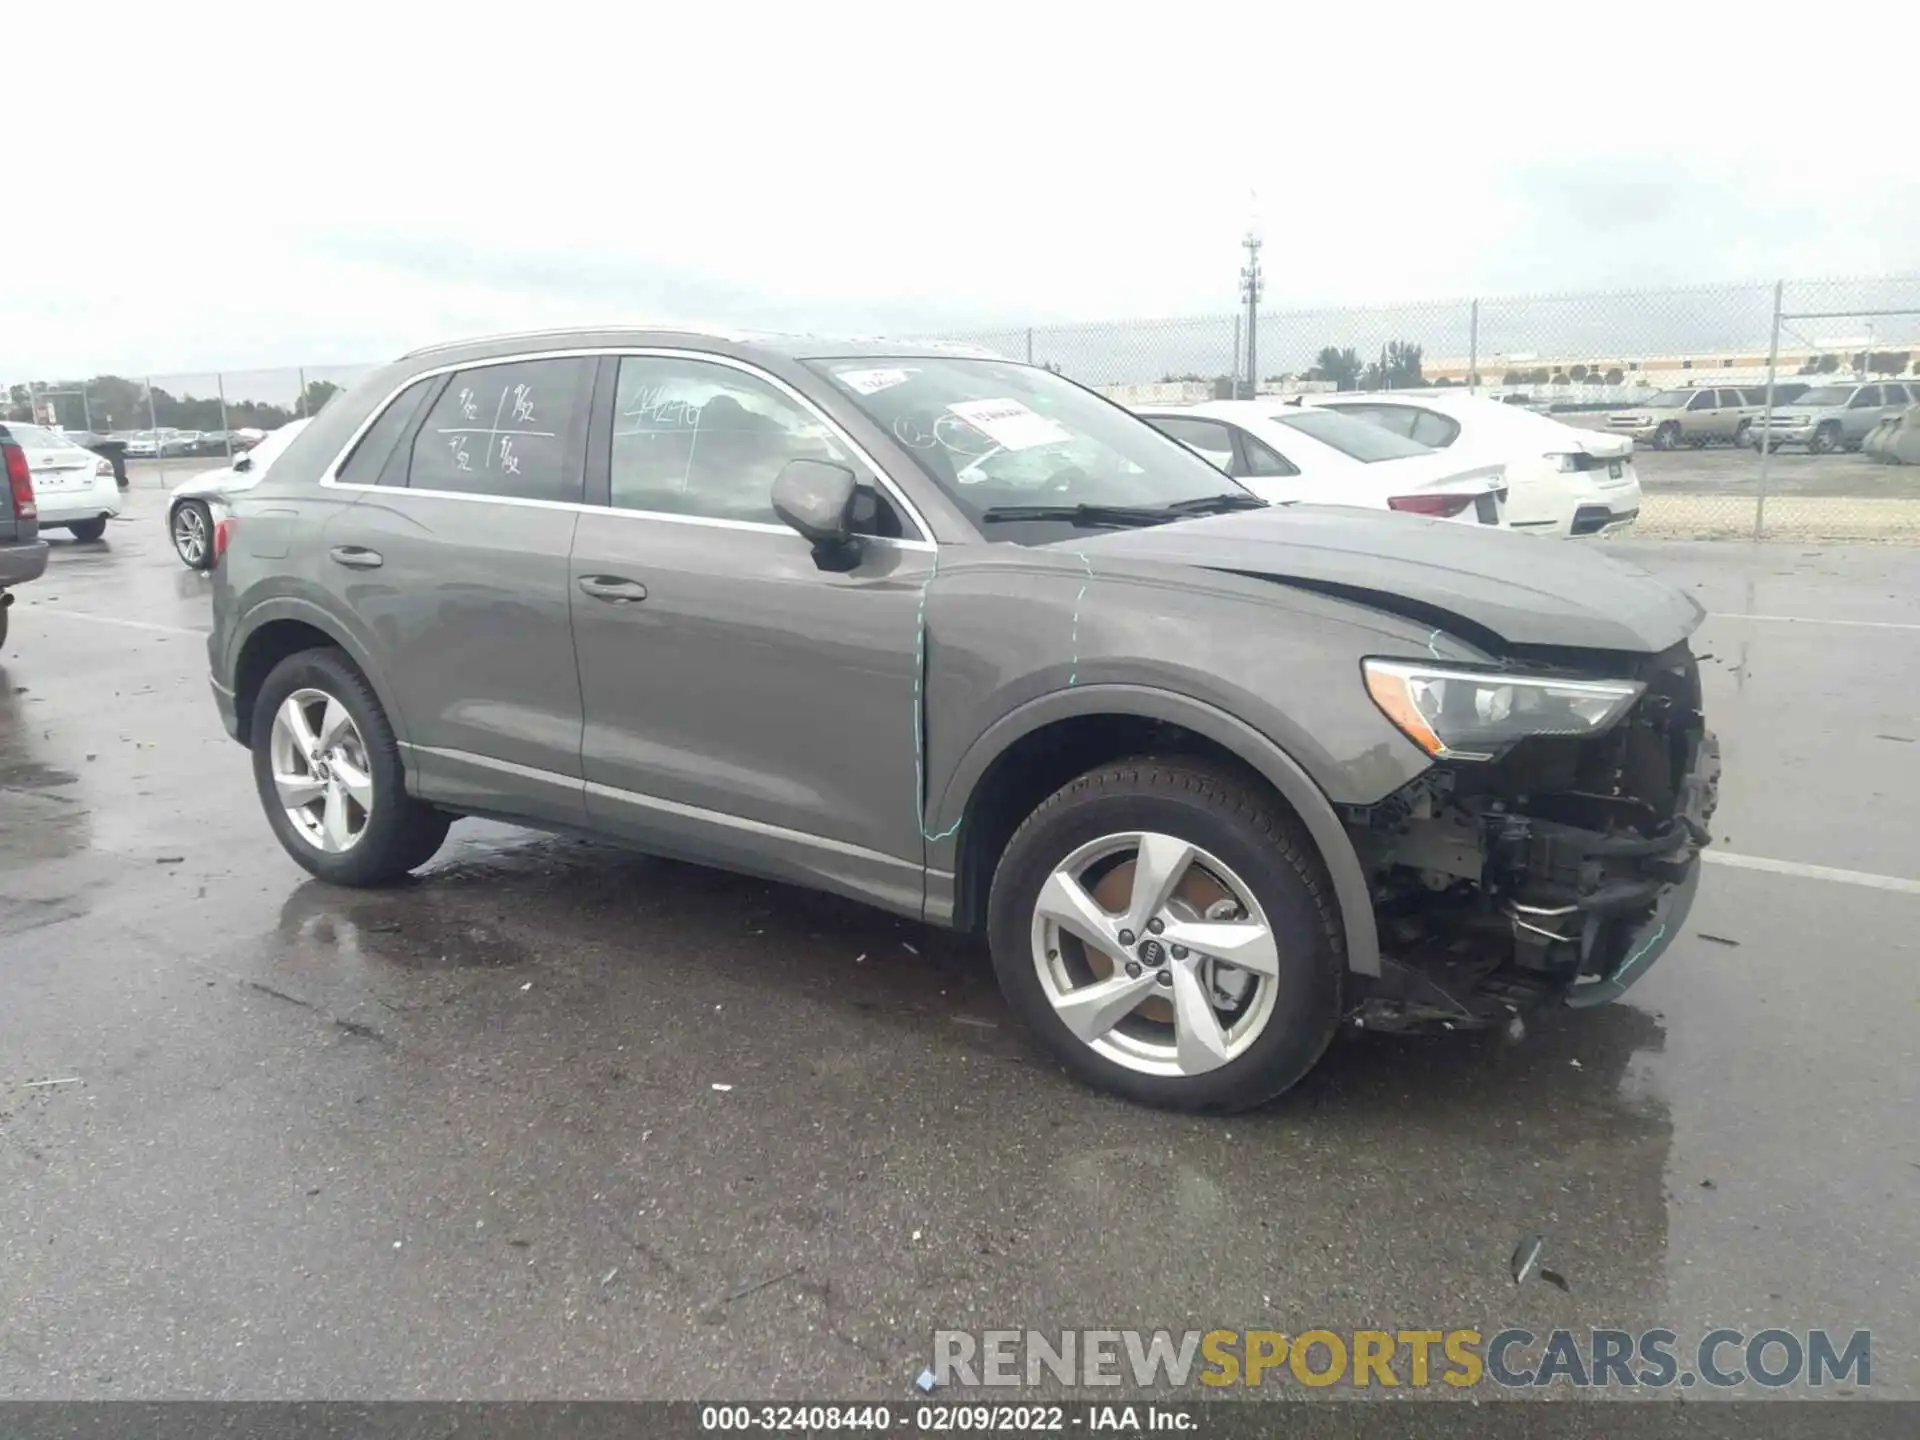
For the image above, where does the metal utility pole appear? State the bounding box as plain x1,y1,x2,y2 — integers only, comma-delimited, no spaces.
1753,279,1784,542
1239,230,1263,398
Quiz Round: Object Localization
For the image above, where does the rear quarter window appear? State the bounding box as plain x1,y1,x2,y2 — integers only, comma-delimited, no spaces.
336,378,439,486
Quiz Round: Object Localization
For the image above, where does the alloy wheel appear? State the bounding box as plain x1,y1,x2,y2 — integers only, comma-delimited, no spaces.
1030,831,1281,1078
172,505,208,566
268,688,374,852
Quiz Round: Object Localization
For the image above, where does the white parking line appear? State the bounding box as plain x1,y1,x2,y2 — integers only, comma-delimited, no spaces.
1707,612,1920,632
1704,850,1920,895
22,609,205,638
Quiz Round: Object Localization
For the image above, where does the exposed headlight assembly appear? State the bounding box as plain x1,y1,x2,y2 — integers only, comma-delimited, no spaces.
1362,660,1644,762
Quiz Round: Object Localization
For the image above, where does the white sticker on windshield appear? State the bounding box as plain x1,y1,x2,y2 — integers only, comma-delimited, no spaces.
945,398,1071,452
837,367,916,395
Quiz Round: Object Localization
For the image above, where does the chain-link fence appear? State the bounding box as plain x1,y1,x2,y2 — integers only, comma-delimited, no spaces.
930,274,1920,543
9,275,1920,540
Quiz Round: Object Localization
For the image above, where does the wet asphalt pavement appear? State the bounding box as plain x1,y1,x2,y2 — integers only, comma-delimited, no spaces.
1,480,1916,1402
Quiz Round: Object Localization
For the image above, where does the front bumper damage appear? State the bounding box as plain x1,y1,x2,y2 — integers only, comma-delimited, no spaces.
1344,647,1721,1032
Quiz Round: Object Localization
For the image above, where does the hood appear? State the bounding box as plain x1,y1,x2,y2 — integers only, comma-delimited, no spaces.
1064,505,1704,654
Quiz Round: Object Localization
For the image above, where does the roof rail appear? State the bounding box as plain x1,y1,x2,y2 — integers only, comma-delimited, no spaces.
398,323,758,360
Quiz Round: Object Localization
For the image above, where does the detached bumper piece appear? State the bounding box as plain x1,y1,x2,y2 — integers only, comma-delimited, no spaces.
1354,686,1720,1033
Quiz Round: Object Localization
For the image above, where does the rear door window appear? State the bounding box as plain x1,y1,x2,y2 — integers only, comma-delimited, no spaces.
1408,409,1461,447
406,357,594,502
1239,432,1299,477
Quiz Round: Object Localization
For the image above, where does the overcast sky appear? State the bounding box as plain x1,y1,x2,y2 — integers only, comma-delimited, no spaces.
11,0,1919,378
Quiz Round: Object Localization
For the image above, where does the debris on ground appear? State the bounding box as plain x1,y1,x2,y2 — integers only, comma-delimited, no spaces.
1540,1269,1571,1294
710,1083,733,1093
1697,934,1741,947
915,1369,939,1393
1569,1059,1582,1069
24,1077,81,1088
1511,1233,1545,1286
725,1265,803,1303
155,856,184,865
601,1267,619,1287
1699,1179,1717,1190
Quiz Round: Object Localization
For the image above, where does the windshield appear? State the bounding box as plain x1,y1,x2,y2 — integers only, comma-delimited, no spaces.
1792,386,1854,407
808,357,1252,533
1640,390,1694,409
1269,408,1432,462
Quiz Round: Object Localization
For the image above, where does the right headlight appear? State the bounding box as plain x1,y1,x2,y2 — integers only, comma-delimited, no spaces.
1362,659,1644,762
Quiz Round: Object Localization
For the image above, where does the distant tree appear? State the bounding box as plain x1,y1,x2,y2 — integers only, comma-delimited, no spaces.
1582,372,1605,385
297,379,344,417
1867,350,1911,377
1502,369,1526,385
1384,340,1424,388
1568,364,1589,383
1307,346,1364,391
1529,367,1552,385
1604,366,1624,386
1817,353,1840,374
1549,370,1569,386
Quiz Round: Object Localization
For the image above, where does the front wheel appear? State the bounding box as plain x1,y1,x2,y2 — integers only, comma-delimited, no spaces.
1809,422,1841,455
987,759,1345,1112
66,518,108,542
249,648,450,885
1653,422,1680,450
171,500,214,569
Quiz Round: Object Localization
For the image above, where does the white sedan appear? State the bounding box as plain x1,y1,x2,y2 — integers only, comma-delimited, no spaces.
1302,391,1640,537
166,418,311,569
1133,401,1509,527
5,424,121,541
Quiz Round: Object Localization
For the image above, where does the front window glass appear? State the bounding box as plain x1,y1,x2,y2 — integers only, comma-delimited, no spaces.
1793,386,1853,406
810,358,1253,536
1642,390,1693,408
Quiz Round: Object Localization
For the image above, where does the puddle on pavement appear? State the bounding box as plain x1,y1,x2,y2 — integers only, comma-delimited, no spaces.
276,882,531,969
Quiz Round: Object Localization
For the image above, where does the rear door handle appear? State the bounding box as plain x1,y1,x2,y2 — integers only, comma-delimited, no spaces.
329,545,383,569
578,575,648,603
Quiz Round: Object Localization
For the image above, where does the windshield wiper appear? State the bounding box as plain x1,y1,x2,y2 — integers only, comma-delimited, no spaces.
1161,493,1269,515
978,503,1180,528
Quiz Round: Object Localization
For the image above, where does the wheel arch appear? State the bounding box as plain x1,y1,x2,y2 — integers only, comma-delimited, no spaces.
935,684,1380,976
230,598,407,748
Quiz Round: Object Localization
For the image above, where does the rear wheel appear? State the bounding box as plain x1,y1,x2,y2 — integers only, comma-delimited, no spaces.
987,759,1345,1112
171,500,213,569
66,518,107,542
1809,422,1841,454
249,648,450,885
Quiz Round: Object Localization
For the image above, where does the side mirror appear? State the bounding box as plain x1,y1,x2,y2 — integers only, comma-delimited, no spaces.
772,459,858,548
232,454,253,473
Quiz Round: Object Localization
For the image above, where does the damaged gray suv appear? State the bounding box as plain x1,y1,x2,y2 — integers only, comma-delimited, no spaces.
207,329,1719,1111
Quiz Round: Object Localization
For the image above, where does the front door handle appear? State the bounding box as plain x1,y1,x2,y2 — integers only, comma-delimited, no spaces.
329,545,383,569
578,575,648,603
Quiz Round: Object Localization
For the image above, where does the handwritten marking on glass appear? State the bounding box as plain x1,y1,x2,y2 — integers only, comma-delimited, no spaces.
433,378,555,473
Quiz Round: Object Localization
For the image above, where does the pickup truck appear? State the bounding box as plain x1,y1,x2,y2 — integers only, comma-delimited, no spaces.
1,423,52,649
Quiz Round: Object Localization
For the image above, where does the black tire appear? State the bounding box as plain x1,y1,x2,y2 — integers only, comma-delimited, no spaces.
1732,421,1752,449
66,518,108,542
987,758,1345,1113
171,499,214,570
0,602,9,649
1653,422,1680,451
249,647,450,886
1809,422,1840,455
